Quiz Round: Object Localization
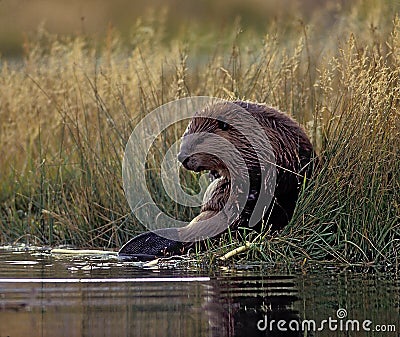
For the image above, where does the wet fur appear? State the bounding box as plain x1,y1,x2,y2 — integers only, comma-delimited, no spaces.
180,101,315,231
119,101,316,258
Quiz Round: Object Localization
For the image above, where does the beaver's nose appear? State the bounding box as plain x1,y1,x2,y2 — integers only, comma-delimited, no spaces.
177,151,189,164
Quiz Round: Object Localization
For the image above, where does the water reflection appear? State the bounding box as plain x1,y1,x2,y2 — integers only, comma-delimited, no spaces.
0,250,399,337
0,275,299,336
204,275,301,337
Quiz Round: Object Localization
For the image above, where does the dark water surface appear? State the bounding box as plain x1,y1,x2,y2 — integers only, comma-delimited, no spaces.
0,248,398,337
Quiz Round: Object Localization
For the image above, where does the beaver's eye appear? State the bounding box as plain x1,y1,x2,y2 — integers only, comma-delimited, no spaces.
217,120,229,131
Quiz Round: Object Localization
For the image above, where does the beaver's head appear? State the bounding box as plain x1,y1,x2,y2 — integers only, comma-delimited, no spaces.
177,102,256,180
177,117,230,177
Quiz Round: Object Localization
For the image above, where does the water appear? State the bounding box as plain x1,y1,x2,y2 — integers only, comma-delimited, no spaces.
0,248,399,337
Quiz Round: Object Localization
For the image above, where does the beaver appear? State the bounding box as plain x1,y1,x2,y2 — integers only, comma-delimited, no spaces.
119,100,316,259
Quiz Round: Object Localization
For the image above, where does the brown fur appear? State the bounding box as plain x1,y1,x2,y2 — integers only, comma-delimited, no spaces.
119,100,316,258
178,100,316,237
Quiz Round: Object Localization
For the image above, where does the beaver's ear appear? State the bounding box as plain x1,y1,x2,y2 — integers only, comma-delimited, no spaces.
216,116,230,131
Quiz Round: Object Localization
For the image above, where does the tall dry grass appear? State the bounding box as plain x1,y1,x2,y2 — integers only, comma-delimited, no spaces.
0,1,399,265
